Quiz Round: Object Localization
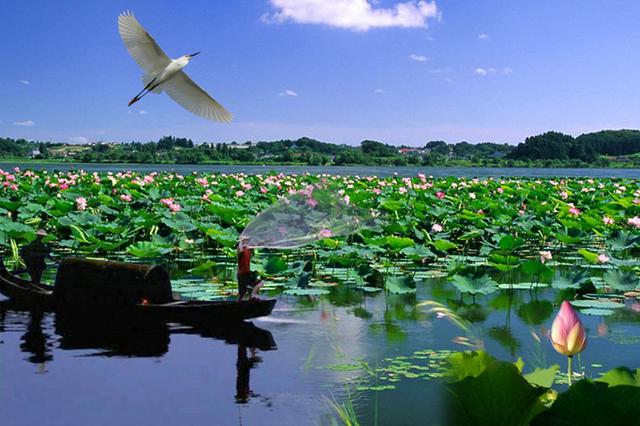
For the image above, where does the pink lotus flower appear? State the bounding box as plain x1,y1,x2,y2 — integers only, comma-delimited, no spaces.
160,198,174,207
319,229,333,238
75,196,87,211
539,250,552,263
435,191,445,199
431,223,443,233
602,216,614,225
120,194,132,202
497,187,504,194
628,216,640,229
235,190,245,197
597,253,610,264
160,197,181,213
399,187,407,194
568,206,581,216
551,301,587,357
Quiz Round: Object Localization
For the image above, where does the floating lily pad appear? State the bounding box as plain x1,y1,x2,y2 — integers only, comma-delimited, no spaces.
356,286,383,293
308,280,338,287
355,385,396,392
570,300,625,309
498,282,549,290
283,288,330,296
326,363,362,372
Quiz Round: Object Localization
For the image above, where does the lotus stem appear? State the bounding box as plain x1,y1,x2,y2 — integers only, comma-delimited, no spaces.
567,355,573,386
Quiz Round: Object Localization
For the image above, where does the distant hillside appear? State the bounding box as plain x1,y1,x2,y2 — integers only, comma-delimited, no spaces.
508,129,640,163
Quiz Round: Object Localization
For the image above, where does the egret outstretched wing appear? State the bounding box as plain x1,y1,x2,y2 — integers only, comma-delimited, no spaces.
163,71,233,122
118,11,170,73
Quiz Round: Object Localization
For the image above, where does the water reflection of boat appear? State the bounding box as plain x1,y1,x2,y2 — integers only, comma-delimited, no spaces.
0,299,276,404
0,257,275,322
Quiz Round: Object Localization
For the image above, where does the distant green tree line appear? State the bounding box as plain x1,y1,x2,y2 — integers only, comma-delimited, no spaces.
1,129,640,167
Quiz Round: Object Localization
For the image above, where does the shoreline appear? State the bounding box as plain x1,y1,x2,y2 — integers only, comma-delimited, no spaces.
0,158,639,170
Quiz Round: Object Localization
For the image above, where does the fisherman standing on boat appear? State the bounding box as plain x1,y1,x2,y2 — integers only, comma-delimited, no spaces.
237,240,262,302
20,230,53,285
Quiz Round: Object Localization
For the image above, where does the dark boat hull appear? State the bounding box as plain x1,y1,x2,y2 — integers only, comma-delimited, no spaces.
0,264,276,322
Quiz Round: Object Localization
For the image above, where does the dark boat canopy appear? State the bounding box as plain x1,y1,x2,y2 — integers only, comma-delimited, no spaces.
53,257,173,306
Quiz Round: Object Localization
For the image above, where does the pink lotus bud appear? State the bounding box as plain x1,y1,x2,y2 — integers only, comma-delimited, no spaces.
551,301,587,357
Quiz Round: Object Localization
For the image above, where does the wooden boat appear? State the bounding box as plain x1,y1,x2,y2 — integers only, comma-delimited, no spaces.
0,257,276,322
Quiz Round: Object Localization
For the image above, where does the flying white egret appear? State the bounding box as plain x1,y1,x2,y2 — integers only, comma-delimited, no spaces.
117,11,232,122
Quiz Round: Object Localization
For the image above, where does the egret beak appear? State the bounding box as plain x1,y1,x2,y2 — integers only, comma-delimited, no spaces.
189,52,200,58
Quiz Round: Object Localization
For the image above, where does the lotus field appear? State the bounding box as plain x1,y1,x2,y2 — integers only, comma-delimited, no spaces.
1,168,639,300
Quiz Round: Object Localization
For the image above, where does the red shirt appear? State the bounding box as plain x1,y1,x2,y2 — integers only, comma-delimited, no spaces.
237,246,252,275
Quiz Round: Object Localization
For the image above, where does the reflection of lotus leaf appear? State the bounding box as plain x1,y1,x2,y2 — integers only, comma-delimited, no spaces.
517,300,554,325
580,308,615,316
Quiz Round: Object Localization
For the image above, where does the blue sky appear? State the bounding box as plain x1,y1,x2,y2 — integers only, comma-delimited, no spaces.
1,0,639,146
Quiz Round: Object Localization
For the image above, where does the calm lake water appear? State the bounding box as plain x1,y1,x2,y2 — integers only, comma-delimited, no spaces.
1,162,639,178
2,279,639,425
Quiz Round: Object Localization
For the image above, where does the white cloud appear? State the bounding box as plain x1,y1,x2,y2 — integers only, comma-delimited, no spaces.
139,110,149,115
68,136,89,144
263,0,440,32
478,33,489,40
374,88,385,94
409,53,427,62
13,120,35,127
18,79,30,85
503,67,513,75
474,67,497,77
278,89,299,97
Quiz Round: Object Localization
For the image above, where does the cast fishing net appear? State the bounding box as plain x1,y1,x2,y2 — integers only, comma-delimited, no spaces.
240,187,375,249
